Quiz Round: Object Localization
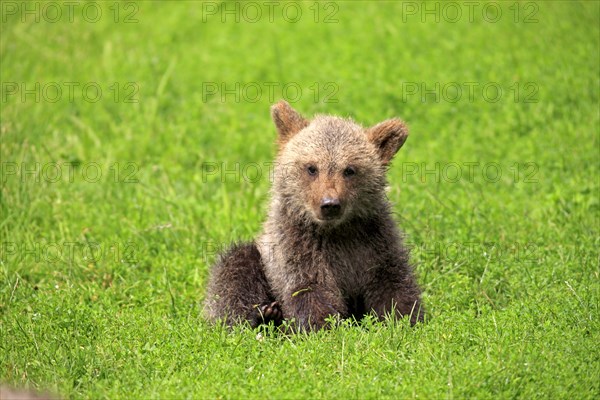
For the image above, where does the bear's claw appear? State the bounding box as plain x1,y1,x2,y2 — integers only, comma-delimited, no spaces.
257,301,283,325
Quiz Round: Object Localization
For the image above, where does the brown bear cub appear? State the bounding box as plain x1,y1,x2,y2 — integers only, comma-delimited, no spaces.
204,101,424,331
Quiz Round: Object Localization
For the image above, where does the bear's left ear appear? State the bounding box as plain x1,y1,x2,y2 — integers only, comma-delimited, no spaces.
366,118,409,165
271,100,309,148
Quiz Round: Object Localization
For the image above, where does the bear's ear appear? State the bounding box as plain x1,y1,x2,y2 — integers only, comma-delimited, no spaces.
271,100,309,147
366,118,409,165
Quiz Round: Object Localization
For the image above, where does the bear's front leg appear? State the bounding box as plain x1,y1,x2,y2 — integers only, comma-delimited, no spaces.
204,242,281,328
364,265,425,325
282,283,347,332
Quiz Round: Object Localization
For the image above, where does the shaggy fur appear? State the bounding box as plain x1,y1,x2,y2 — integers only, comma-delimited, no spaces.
203,101,424,331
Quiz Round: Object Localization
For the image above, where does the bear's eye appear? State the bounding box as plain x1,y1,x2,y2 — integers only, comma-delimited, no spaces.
343,166,356,177
307,165,318,176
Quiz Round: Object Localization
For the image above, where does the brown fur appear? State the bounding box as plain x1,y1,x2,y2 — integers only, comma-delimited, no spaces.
203,101,424,331
271,100,310,149
0,386,57,400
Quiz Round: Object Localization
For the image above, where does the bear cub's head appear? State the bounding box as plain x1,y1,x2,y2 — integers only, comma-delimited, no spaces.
270,100,409,227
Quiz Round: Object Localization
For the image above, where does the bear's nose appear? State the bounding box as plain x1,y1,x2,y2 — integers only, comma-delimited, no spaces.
320,197,341,219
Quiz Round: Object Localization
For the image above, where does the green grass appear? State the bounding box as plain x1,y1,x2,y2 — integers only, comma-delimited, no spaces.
1,1,598,398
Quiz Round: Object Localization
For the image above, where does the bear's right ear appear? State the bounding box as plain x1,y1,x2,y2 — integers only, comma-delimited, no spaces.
271,100,309,148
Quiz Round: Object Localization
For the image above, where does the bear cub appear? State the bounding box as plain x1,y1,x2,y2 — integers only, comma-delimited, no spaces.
204,101,424,331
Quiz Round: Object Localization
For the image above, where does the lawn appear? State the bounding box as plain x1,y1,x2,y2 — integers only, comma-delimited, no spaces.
1,1,599,398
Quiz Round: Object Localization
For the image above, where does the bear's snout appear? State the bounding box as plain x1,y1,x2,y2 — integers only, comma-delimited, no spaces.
320,197,342,220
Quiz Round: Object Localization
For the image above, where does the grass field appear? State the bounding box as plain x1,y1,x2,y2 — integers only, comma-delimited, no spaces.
1,1,599,398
